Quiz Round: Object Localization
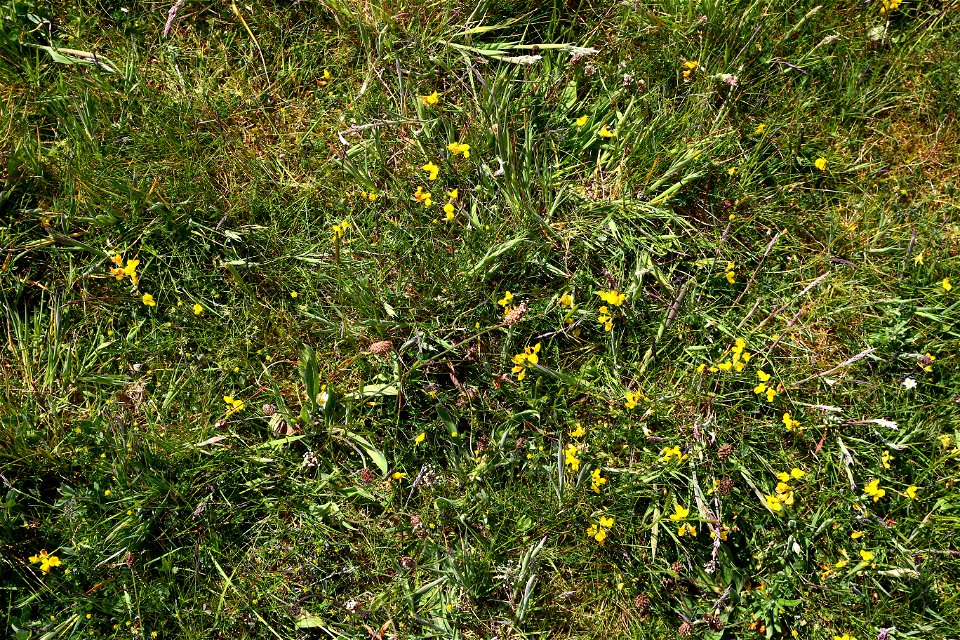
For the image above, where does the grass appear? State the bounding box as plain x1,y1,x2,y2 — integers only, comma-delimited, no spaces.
2,0,960,638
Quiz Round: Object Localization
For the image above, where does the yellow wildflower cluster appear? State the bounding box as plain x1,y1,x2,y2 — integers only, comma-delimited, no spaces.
624,390,647,409
586,516,614,545
359,190,378,201
863,479,885,502
574,115,588,128
498,291,515,315
660,445,687,464
725,261,736,284
570,422,586,438
753,370,777,402
782,412,801,432
564,443,580,471
669,504,695,537
421,91,439,105
681,59,698,79
772,467,805,512
879,0,901,14
421,161,439,181
224,394,245,416
596,289,626,306
109,254,140,285
447,141,470,158
511,343,541,381
597,125,615,138
591,468,607,494
558,292,573,308
331,220,349,242
697,338,752,373
414,186,433,207
28,549,62,574
142,293,156,307
443,189,458,221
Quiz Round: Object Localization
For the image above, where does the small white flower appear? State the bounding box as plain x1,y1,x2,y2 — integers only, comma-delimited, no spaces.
903,377,917,390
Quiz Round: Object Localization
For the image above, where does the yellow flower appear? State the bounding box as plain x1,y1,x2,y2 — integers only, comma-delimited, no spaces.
880,0,902,13
765,387,777,402
391,471,407,480
775,482,791,494
447,188,458,200
814,157,828,171
587,516,614,544
564,443,580,471
624,391,644,409
597,125,615,138
725,269,735,284
850,531,864,540
421,161,439,181
943,277,952,292
834,559,848,570
498,291,514,307
443,203,455,220
421,91,439,105
414,431,426,445
575,115,588,127
28,550,62,574
591,468,607,493
570,422,586,438
864,479,885,502
290,291,299,298
681,60,698,79
859,549,874,562
559,292,573,308
905,485,918,499
757,370,771,382
597,306,613,332
596,289,626,306
104,489,111,496
331,220,349,241
661,445,688,463
727,167,736,176
414,186,433,206
122,259,140,285
913,251,923,265
754,123,766,135
678,523,697,537
881,451,893,469
141,293,156,307
765,494,782,512
669,504,689,521
193,303,203,315
783,412,799,431
791,468,805,480
717,361,732,371
447,142,470,158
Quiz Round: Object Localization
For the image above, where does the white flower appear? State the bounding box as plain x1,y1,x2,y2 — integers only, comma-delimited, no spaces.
903,377,917,390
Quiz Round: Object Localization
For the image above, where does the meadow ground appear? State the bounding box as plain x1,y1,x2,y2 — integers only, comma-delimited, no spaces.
2,0,960,638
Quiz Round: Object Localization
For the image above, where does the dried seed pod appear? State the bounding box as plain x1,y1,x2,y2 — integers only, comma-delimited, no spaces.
717,443,734,461
718,476,734,495
634,593,651,613
369,340,394,356
704,614,723,631
678,621,693,636
359,468,374,485
262,403,277,416
503,302,528,326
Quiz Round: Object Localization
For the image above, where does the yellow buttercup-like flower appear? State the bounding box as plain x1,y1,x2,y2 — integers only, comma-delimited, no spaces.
193,303,203,315
669,504,689,521
414,186,433,207
28,549,62,574
814,157,828,171
447,141,470,158
141,293,156,307
864,479,885,502
597,125,615,138
591,468,607,493
421,161,440,181
421,91,439,105
575,115,588,127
